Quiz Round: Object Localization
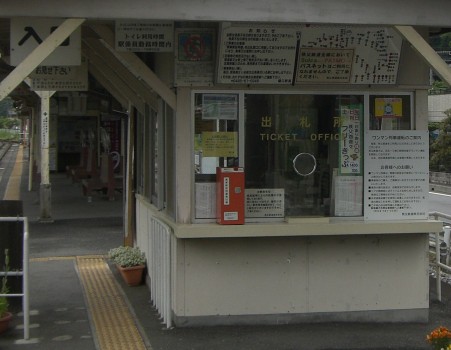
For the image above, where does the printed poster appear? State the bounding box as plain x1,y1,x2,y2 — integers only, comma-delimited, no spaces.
364,130,429,220
339,105,362,175
175,29,215,86
201,132,238,157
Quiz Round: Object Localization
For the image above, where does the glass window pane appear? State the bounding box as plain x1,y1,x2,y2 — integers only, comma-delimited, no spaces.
194,93,239,178
245,94,364,217
369,95,411,130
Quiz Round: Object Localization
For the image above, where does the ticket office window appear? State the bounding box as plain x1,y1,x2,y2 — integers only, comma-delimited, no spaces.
194,93,240,179
245,94,364,218
193,93,240,220
194,92,415,220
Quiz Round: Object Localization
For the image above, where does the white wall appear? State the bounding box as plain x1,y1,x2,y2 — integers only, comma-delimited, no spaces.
173,234,428,324
429,94,451,122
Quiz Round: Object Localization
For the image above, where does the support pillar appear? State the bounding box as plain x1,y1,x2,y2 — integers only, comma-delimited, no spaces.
124,102,135,247
37,91,55,222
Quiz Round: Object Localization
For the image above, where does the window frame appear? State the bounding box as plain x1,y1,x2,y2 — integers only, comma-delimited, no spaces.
191,90,414,223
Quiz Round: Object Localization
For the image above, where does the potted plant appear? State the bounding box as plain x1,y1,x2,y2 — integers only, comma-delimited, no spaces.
108,246,146,286
0,249,12,334
426,326,451,350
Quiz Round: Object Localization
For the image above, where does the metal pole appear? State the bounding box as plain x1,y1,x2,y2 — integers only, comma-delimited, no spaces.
436,231,442,302
444,226,451,265
23,218,29,340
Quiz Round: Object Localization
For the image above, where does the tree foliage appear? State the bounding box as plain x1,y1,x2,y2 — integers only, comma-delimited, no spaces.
0,98,19,130
430,32,451,51
430,109,451,172
0,118,20,129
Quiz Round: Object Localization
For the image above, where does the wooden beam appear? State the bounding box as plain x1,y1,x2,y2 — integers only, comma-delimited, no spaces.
89,24,176,110
83,38,158,109
395,25,451,86
87,59,145,115
87,63,129,109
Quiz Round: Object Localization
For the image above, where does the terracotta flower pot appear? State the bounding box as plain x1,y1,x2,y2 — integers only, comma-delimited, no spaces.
117,264,145,286
0,312,12,334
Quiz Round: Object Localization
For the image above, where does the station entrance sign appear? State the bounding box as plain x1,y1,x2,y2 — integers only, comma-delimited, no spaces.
10,18,81,66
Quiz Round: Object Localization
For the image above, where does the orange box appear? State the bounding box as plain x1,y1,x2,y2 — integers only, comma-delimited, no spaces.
216,167,245,225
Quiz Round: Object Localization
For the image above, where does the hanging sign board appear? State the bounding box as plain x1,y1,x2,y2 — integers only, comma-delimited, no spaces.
10,18,81,66
115,20,174,52
364,130,429,220
29,57,88,91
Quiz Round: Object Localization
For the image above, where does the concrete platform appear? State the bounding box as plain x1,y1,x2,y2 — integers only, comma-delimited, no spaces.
0,145,451,349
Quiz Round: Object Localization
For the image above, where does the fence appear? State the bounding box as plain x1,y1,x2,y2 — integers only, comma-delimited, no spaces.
430,172,451,186
0,216,29,340
429,211,451,302
147,216,172,328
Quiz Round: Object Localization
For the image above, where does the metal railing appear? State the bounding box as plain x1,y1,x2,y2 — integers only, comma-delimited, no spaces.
429,212,451,302
0,216,29,340
148,216,172,328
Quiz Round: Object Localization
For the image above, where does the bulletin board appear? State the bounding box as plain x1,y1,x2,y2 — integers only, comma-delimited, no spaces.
297,25,402,85
216,23,403,85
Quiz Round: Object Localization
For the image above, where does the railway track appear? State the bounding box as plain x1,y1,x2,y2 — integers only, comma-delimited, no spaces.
0,140,12,161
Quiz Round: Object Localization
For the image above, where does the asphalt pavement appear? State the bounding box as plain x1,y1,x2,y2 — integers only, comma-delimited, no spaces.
0,144,451,350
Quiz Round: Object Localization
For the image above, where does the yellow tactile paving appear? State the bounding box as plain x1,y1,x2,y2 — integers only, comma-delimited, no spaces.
76,257,148,350
3,144,23,200
30,255,106,262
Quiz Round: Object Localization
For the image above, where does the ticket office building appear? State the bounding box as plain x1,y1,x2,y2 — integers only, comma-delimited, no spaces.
132,22,441,326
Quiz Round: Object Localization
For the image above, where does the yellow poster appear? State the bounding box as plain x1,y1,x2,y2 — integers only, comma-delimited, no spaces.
374,98,402,118
202,132,237,157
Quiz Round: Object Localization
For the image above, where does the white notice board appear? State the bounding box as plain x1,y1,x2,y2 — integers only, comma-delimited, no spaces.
217,23,298,84
297,25,402,85
246,189,284,218
334,176,363,217
364,130,429,220
115,20,174,52
195,182,216,219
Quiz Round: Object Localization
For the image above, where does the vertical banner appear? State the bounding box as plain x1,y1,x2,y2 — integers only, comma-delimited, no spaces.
339,105,362,174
